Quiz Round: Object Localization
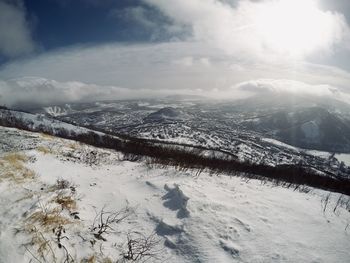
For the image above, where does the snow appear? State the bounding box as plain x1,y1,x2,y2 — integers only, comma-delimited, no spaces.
262,138,299,152
0,108,106,137
264,137,350,167
336,154,350,166
0,126,349,262
44,106,69,117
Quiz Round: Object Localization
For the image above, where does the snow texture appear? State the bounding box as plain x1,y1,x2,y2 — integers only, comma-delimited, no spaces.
0,126,349,262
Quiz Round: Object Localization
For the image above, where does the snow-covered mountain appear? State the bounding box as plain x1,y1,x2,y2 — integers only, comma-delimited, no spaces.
0,126,349,262
0,108,104,137
243,107,350,152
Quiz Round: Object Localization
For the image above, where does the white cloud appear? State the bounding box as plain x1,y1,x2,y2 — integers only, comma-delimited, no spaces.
0,0,35,57
0,0,348,107
0,43,231,91
2,75,348,108
0,42,350,98
233,78,350,104
172,56,211,67
236,79,340,97
145,0,350,59
0,76,202,108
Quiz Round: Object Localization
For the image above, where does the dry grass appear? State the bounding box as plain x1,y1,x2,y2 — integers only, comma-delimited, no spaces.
68,142,79,150
82,255,96,263
15,191,36,203
81,255,113,263
3,152,28,162
54,194,77,211
3,152,28,165
0,152,35,183
1,167,35,183
40,133,54,140
24,227,57,262
37,146,51,154
27,208,72,231
20,183,79,261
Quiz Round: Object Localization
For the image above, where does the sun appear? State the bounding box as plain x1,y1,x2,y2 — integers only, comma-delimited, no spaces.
253,0,332,57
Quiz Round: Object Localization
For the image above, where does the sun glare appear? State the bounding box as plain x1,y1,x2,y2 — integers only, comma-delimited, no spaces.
254,0,332,57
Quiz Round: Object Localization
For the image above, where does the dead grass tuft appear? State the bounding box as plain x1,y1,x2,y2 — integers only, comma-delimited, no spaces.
23,226,57,262
80,255,113,263
68,142,79,150
3,152,28,163
102,258,113,263
0,153,35,183
1,168,35,183
54,194,77,211
27,208,72,231
40,133,54,140
82,255,96,263
37,146,50,154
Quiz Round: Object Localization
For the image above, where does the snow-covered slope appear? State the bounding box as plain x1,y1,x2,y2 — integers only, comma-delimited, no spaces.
0,108,104,137
43,105,70,117
0,126,349,263
243,107,350,152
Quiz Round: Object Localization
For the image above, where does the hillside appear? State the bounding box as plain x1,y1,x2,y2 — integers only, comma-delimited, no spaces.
243,107,350,152
1,107,350,195
0,126,349,262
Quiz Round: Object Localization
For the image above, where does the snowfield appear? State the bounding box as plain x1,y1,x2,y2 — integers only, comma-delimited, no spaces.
0,126,349,262
0,108,107,137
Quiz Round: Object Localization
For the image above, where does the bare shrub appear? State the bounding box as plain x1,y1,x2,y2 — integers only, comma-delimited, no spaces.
53,225,74,263
51,179,77,196
122,232,163,262
90,206,134,241
321,193,332,213
55,178,72,190
321,193,350,215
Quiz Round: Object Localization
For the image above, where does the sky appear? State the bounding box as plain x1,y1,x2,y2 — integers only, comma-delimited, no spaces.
0,0,350,106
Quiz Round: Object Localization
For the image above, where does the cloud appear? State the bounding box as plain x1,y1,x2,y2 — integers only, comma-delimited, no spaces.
144,0,350,59
172,56,211,67
232,78,350,105
2,76,348,108
236,79,341,97
0,0,35,57
108,5,188,41
0,0,349,107
110,6,158,28
0,42,230,90
0,42,350,97
0,76,203,108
